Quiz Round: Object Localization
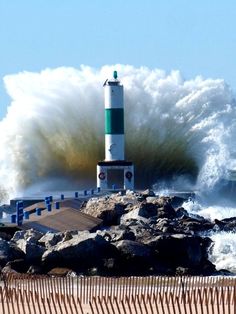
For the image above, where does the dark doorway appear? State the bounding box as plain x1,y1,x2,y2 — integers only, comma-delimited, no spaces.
107,169,124,189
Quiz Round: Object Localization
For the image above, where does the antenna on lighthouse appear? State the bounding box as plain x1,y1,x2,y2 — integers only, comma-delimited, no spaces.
113,70,118,79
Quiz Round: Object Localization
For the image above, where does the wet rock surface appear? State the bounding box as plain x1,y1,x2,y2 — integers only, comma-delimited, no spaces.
0,191,229,276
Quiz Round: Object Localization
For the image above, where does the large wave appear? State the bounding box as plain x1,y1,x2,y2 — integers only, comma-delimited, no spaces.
0,65,235,199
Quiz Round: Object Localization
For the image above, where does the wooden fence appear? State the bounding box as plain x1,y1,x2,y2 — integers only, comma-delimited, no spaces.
0,274,236,313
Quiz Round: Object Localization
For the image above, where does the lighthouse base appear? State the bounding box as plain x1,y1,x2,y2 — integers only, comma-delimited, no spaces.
97,161,134,191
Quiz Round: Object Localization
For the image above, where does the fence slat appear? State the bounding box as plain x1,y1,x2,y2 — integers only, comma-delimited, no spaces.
2,274,236,314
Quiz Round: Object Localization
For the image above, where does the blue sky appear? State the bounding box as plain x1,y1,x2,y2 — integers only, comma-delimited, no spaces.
0,0,236,119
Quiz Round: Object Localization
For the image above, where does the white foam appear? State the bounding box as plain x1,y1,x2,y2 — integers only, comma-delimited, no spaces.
183,199,236,221
209,232,236,272
0,65,235,198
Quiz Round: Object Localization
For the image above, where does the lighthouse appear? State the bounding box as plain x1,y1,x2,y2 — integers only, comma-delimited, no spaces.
97,71,134,190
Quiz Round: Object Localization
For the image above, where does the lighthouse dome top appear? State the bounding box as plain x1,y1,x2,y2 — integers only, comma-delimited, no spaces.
104,70,122,86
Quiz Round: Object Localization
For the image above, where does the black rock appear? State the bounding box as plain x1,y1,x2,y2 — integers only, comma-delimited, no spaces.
6,259,29,273
0,239,25,267
112,240,154,275
146,234,213,272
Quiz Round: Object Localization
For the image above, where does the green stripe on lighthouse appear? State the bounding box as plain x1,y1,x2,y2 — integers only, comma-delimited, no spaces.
105,108,124,134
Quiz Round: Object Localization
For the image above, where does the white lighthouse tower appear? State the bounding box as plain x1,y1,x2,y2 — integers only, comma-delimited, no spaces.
97,71,134,190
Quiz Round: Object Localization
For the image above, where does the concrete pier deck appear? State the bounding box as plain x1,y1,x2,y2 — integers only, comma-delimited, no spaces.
16,198,102,233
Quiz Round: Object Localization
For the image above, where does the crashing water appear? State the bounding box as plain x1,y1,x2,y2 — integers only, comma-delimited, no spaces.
1,64,236,272
180,197,236,273
0,64,235,198
208,232,236,272
182,198,236,221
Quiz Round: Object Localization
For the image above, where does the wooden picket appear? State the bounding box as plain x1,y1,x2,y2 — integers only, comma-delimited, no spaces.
1,274,236,313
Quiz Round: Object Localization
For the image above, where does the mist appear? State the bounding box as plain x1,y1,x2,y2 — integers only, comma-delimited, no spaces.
0,65,235,199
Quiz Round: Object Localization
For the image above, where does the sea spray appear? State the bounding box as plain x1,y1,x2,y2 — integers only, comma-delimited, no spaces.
208,232,236,272
0,65,235,197
182,199,236,221
181,198,236,273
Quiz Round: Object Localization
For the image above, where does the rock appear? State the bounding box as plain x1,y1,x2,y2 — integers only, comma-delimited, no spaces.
151,196,171,208
0,232,12,241
177,218,214,234
120,199,176,224
112,240,154,275
27,265,43,274
175,266,193,276
82,197,127,226
98,203,126,225
61,231,73,242
120,208,149,224
146,234,214,274
175,207,189,218
47,267,75,277
188,213,206,222
12,229,46,263
146,196,159,203
12,229,43,244
216,268,234,276
15,239,46,263
155,218,175,233
138,202,158,218
6,259,29,273
114,240,152,258
119,219,161,244
81,192,143,226
87,267,99,276
150,234,202,264
38,232,64,248
0,239,25,266
102,258,116,273
214,217,236,232
156,203,176,219
169,196,186,208
1,265,17,275
42,231,119,272
97,227,136,242
141,189,155,197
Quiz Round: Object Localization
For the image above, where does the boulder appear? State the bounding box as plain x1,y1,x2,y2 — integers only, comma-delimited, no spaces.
27,265,43,275
12,229,43,244
138,202,158,218
169,196,186,208
176,217,214,234
140,189,155,198
120,208,149,224
81,197,127,226
0,232,13,241
120,199,176,224
175,207,189,218
42,231,119,272
47,267,75,277
112,240,154,275
15,239,46,263
81,192,143,226
97,227,135,242
6,259,29,273
38,232,64,248
214,217,236,232
114,240,152,258
1,265,17,275
146,234,215,274
119,219,160,244
156,203,176,219
0,239,25,266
